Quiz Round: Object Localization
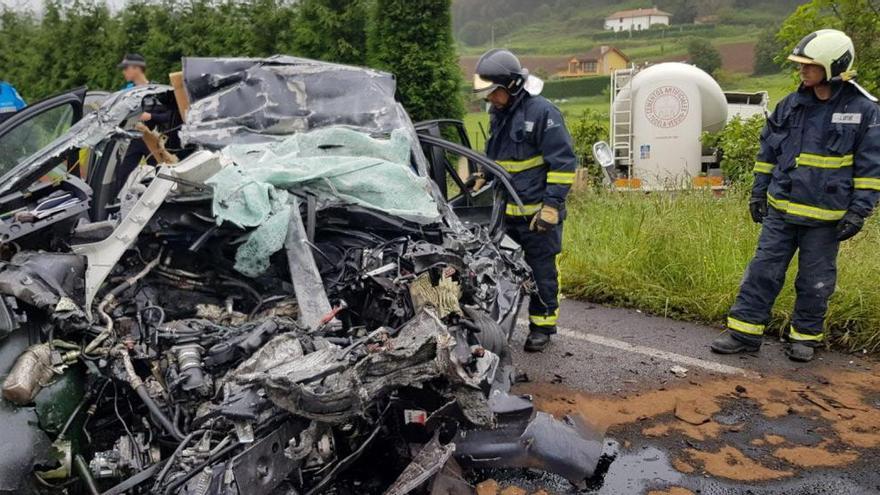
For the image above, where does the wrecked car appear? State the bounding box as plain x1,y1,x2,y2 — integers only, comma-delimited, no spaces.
0,56,603,494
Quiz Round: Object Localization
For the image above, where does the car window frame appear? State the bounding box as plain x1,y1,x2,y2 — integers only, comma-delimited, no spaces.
0,87,86,180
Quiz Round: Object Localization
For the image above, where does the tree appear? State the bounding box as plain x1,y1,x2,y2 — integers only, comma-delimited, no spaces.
660,0,698,24
458,21,490,47
368,0,464,121
293,0,368,65
686,37,722,75
777,0,880,94
753,29,782,75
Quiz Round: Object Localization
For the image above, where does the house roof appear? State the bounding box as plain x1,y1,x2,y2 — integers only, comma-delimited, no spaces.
574,46,630,63
605,7,672,20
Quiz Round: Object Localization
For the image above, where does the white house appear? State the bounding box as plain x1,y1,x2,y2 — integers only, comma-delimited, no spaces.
604,7,671,32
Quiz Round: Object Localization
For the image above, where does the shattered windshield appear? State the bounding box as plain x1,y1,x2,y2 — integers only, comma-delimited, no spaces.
181,56,413,147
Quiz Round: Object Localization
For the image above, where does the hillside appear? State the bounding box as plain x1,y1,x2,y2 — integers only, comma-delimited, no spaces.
453,0,808,75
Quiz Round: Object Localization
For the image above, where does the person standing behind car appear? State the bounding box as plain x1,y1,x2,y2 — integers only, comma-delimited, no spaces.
0,80,26,124
710,29,880,362
115,53,172,194
473,49,577,353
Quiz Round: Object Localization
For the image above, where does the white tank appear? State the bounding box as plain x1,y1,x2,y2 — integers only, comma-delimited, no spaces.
615,63,727,189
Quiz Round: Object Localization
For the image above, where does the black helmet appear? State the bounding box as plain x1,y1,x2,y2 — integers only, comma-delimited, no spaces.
118,53,147,69
473,49,527,97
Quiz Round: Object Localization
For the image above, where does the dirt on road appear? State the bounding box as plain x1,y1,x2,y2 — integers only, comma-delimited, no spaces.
511,364,880,493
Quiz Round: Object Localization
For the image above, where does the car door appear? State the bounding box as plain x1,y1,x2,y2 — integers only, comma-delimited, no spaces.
415,119,523,241
0,87,86,179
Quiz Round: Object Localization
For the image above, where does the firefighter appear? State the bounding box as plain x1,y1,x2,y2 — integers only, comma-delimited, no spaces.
0,80,26,124
711,29,880,362
473,49,577,352
116,53,172,194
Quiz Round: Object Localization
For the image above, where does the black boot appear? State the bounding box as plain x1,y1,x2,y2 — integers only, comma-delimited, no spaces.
786,342,815,362
710,331,760,354
524,330,551,352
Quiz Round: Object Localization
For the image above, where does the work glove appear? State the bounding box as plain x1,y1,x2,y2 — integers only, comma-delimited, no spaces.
529,205,559,233
836,212,864,241
749,197,768,224
464,172,486,191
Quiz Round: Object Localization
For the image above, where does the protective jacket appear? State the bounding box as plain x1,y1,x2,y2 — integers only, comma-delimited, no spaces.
753,82,880,226
0,81,26,120
485,93,577,218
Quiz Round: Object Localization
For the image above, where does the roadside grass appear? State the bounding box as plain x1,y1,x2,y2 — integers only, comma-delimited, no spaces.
561,189,880,352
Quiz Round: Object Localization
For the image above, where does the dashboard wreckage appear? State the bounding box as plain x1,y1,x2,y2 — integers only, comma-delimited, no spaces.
0,57,603,494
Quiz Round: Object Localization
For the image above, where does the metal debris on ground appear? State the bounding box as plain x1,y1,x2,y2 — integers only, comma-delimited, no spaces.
670,365,689,378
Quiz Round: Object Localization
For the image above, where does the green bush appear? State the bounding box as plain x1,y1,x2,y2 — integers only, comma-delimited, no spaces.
568,109,608,171
753,28,783,75
561,189,880,352
702,114,764,185
686,37,721,75
542,76,610,100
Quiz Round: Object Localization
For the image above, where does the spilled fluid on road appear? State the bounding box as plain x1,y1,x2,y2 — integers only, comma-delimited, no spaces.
472,366,880,494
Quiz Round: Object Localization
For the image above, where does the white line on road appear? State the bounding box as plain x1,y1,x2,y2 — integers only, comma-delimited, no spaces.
517,320,759,378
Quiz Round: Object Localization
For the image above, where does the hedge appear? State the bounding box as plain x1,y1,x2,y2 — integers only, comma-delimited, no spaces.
541,76,610,99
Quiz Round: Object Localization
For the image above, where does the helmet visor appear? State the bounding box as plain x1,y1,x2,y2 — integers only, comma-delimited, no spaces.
473,74,503,97
787,54,816,66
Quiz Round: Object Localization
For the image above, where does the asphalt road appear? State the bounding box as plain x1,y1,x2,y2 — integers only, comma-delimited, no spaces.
494,298,880,495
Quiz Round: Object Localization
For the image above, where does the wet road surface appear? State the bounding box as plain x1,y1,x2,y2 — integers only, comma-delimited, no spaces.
490,299,880,495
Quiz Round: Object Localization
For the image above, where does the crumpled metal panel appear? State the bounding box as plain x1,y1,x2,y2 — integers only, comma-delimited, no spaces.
181,56,411,148
384,435,455,495
454,411,605,487
0,252,85,311
0,85,173,196
233,309,451,423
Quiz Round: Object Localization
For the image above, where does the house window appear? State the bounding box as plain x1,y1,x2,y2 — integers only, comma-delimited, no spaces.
585,62,597,73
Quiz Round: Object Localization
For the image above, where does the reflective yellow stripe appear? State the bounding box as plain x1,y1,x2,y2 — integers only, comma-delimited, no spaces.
789,326,824,342
795,153,853,169
727,317,765,336
547,171,576,184
767,194,846,221
505,203,542,216
753,161,774,174
854,177,880,191
530,308,559,327
529,253,562,327
497,155,544,173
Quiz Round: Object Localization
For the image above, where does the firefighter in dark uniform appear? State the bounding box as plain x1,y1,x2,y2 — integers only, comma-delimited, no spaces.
711,29,880,362
473,49,577,352
116,53,173,194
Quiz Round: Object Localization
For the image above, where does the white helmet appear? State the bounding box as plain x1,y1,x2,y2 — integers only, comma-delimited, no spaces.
788,29,855,81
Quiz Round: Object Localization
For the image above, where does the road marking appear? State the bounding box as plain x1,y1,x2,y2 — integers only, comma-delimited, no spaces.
518,320,759,378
